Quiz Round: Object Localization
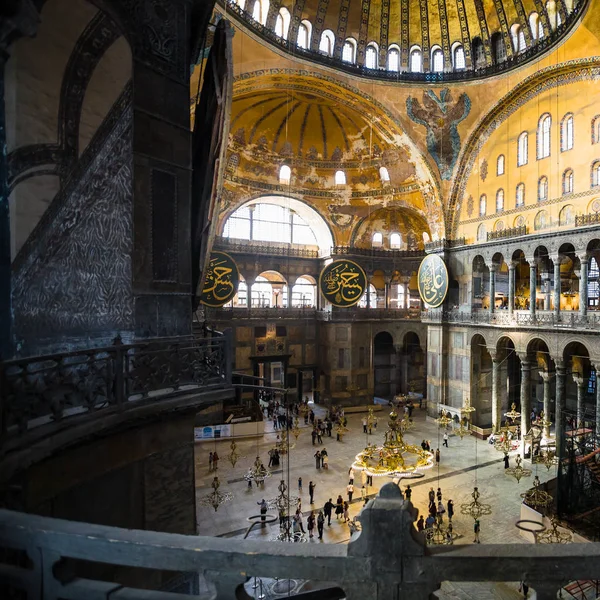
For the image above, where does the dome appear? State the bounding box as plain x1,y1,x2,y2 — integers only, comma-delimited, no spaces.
220,0,586,81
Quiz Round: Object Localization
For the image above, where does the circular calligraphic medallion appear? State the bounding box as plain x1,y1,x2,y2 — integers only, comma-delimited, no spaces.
200,251,240,307
417,254,448,308
319,260,367,308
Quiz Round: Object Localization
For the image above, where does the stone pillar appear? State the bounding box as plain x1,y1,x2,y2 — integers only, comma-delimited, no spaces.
573,375,588,429
552,258,561,318
384,276,392,309
579,256,588,318
542,274,552,310
540,371,552,438
508,263,515,317
246,277,255,310
491,356,501,432
489,265,496,314
520,358,532,456
529,262,537,318
555,362,566,458
0,54,10,358
402,277,412,310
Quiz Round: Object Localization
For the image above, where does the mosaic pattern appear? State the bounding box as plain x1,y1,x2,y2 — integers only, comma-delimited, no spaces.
437,0,452,67
407,88,471,180
491,0,514,58
379,0,391,66
418,0,430,71
288,0,307,47
472,0,493,65
333,0,352,57
455,0,473,67
311,0,331,51
400,0,409,68
357,0,371,65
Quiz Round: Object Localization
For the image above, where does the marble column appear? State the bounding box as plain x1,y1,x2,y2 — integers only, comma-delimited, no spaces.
384,277,392,309
555,362,566,458
520,359,532,456
491,357,501,432
489,265,496,315
580,257,588,318
552,259,561,318
543,275,551,310
508,263,515,317
529,262,537,318
573,375,588,429
540,371,552,438
246,278,255,310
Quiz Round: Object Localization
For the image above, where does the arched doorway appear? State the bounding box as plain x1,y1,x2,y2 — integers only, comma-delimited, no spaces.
470,334,492,427
373,331,395,399
399,332,424,396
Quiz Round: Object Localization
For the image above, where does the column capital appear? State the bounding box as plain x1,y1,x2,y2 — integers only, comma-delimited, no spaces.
539,370,552,382
576,251,590,264
508,262,516,271
525,256,537,266
573,374,588,387
517,353,532,365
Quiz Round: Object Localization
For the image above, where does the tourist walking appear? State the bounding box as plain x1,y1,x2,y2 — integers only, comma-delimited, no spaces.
307,511,315,538
309,481,316,504
519,581,529,599
258,499,268,524
212,451,219,470
298,477,303,491
362,416,367,433
361,485,367,505
428,488,435,504
209,451,213,471
425,514,435,529
324,498,334,526
343,501,350,522
314,450,321,469
317,510,325,539
504,453,510,469
348,468,354,484
473,518,481,543
321,448,327,467
312,428,317,445
443,432,449,447
417,515,424,532
347,482,354,502
404,484,412,500
294,511,306,534
437,488,442,502
447,499,454,521
437,501,446,520
335,495,344,519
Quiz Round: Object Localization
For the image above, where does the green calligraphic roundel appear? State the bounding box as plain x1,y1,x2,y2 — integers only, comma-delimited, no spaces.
200,251,240,307
418,254,449,308
319,260,367,308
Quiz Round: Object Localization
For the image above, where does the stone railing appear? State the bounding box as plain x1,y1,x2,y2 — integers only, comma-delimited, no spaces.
0,335,231,450
486,225,528,241
206,306,318,320
218,0,587,84
1,483,597,599
214,237,320,258
575,212,600,227
318,308,421,321
331,246,424,258
424,238,467,252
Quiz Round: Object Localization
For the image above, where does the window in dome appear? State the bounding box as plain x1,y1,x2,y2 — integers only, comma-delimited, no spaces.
546,1,558,30
529,13,543,39
472,37,486,69
561,113,574,152
562,168,574,195
517,132,528,166
491,32,507,63
297,21,311,49
479,194,487,216
538,176,548,202
251,0,269,24
387,46,400,71
511,24,526,52
372,232,383,246
453,44,466,70
235,0,246,9
342,38,356,63
319,30,335,56
516,183,525,207
432,47,444,72
496,189,504,212
379,166,390,183
409,46,422,72
275,7,290,39
477,223,486,242
279,165,291,184
537,114,551,159
592,161,600,187
592,116,600,144
365,43,378,68
497,154,505,176
390,233,401,249
335,170,346,185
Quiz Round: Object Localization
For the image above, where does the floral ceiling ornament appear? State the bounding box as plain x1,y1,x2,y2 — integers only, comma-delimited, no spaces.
406,88,471,180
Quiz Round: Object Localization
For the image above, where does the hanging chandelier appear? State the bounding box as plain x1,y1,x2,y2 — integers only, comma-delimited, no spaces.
336,422,350,440
266,479,299,511
245,455,272,487
267,479,305,543
291,417,302,440
506,455,532,483
199,476,234,512
460,486,492,520
436,408,453,429
400,414,415,433
533,447,557,471
425,518,457,546
351,411,434,477
504,403,521,423
536,516,573,544
228,440,242,467
455,416,471,440
520,475,553,511
276,429,294,454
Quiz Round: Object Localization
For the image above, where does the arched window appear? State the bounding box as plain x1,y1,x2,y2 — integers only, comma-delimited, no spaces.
235,0,247,9
335,170,346,185
497,154,505,175
297,21,311,49
358,284,378,308
537,114,551,159
592,161,600,187
372,232,383,246
472,37,486,68
516,183,525,206
546,0,558,29
529,12,544,39
517,131,528,166
279,164,291,184
390,233,402,249
251,0,269,24
365,43,378,69
477,223,487,242
593,116,600,144
496,189,505,212
562,168,574,195
409,46,422,72
491,32,507,63
453,44,466,70
251,275,288,308
538,176,548,202
431,47,444,72
319,29,335,56
511,24,526,52
342,38,356,63
291,276,316,308
479,194,487,216
561,113,574,152
275,7,291,39
379,166,390,183
589,257,600,308
387,46,400,71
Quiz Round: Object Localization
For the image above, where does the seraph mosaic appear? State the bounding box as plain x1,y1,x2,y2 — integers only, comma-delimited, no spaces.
406,88,471,180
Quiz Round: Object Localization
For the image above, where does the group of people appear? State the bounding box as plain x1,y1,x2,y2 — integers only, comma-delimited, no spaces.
313,448,329,469
208,451,219,471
